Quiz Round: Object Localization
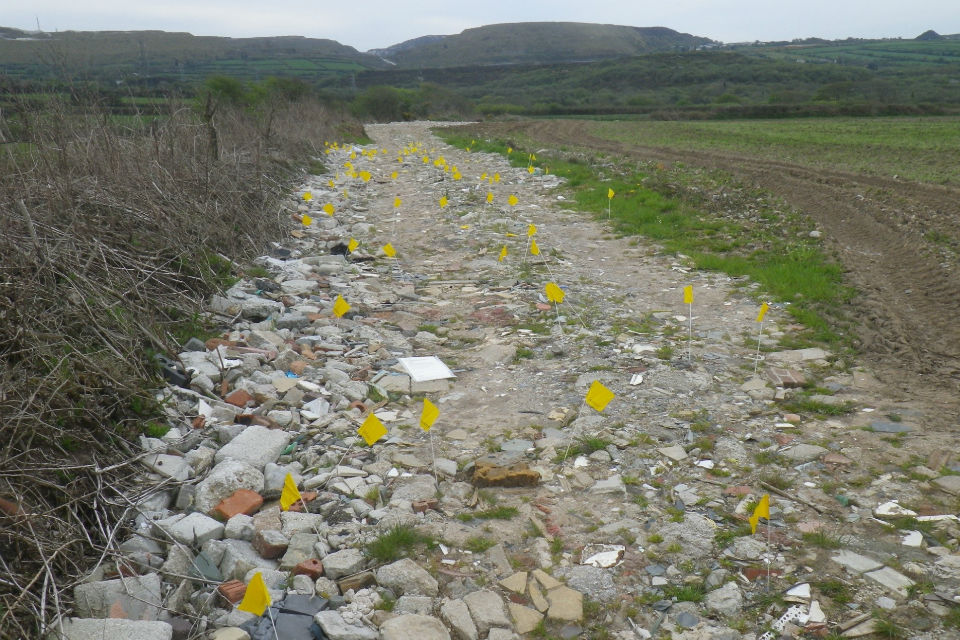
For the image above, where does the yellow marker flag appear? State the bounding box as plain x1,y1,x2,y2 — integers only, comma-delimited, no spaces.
420,398,439,432
332,295,351,318
280,472,301,511
349,151,356,159
301,214,312,226
323,203,335,216
480,172,488,181
237,572,271,616
344,161,353,169
527,224,537,237
507,147,513,154
460,224,470,230
328,179,335,188
453,171,462,181
749,494,771,534
348,238,359,253
508,195,519,206
422,156,429,164
493,173,501,183
683,285,693,305
757,302,769,323
498,245,508,262
486,192,494,204
359,171,371,182
530,239,540,256
527,165,535,174
505,232,517,237
302,192,312,202
391,171,398,179
383,243,397,258
545,282,565,304
439,196,448,208
585,380,615,412
358,413,387,446
394,197,402,208
608,188,615,200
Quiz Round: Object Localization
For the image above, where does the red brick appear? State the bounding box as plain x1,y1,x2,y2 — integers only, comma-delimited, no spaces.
211,489,264,520
225,389,254,408
191,415,206,430
253,530,289,559
766,367,806,388
722,485,754,497
292,559,324,579
287,491,318,513
412,499,438,513
218,580,246,605
774,433,795,446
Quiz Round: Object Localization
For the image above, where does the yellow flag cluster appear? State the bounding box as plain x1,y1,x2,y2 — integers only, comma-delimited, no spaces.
358,413,387,446
749,494,770,534
585,380,615,412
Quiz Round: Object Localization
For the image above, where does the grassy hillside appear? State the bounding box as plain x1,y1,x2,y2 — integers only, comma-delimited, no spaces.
0,29,385,85
375,22,712,67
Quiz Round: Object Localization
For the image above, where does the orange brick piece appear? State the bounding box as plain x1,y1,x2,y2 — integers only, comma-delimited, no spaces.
225,389,254,408
211,489,264,520
292,559,324,579
218,580,246,605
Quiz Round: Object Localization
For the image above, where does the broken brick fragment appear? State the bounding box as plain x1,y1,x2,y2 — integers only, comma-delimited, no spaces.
412,499,438,513
292,559,324,579
225,389,254,408
211,489,264,520
218,580,246,605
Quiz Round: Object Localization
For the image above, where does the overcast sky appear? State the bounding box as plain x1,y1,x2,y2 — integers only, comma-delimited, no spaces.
7,1,958,52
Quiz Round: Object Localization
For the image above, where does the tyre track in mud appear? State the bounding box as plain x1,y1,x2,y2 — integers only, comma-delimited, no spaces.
462,120,960,411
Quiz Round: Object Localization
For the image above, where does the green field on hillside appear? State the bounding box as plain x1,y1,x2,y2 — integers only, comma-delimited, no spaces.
586,116,960,184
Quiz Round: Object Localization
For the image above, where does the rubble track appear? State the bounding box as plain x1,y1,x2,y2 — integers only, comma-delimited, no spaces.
460,120,960,409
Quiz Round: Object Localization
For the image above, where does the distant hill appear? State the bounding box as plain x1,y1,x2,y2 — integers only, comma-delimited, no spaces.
0,28,386,85
373,22,713,67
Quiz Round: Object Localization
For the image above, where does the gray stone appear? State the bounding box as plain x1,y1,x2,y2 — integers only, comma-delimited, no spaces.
214,425,291,470
379,614,451,640
704,581,744,617
500,439,534,453
724,536,767,560
441,598,479,640
674,611,699,628
315,577,340,598
51,619,173,640
395,595,434,616
216,539,278,581
870,421,914,434
313,610,378,640
782,443,828,462
376,558,439,596
142,453,192,481
463,590,511,637
476,343,517,365
590,474,625,494
658,514,716,558
74,573,163,620
224,514,254,541
864,567,915,597
657,444,688,462
390,475,437,503
767,348,829,363
832,550,883,573
554,565,617,603
194,459,264,514
322,548,366,580
161,512,224,546
486,630,519,640
933,475,960,495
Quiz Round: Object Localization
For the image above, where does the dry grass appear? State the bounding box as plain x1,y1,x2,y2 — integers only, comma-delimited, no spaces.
0,90,351,636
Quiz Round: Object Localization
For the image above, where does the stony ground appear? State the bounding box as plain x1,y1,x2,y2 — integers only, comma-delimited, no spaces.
52,122,960,640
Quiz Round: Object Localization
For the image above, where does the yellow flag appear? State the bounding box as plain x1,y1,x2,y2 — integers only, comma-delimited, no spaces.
439,196,448,208
237,572,271,616
498,245,508,262
280,472,301,511
394,197,402,208
391,171,398,179
683,285,693,305
507,147,513,154
530,239,540,256
608,188,615,200
302,192,312,202
383,243,397,258
757,302,769,323
545,282,565,304
301,214,312,226
422,156,429,164
527,165,535,174
328,179,335,188
749,494,770,534
332,295,351,318
493,173,501,183
348,238,359,253
359,171,371,182
486,192,494,204
460,225,470,230
508,195,518,206
420,398,439,432
349,151,356,159
585,380,615,412
480,172,488,181
527,224,537,237
453,171,462,181
323,203,335,216
358,413,387,446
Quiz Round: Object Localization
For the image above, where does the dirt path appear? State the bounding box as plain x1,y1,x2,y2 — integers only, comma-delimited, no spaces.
458,120,960,412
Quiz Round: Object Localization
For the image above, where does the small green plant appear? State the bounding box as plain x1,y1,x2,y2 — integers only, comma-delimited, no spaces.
817,579,852,605
662,583,704,602
665,542,683,554
760,472,793,491
514,347,534,361
648,533,664,544
801,530,842,549
656,344,674,360
142,422,170,438
365,524,434,562
457,506,519,522
465,536,497,553
871,613,906,639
